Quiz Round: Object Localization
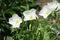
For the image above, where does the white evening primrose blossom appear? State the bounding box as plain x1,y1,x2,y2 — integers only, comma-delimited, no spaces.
39,0,60,18
47,1,59,11
39,6,52,18
8,14,22,28
23,9,38,21
57,3,60,10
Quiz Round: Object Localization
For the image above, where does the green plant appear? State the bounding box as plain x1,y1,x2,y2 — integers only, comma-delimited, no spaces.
0,0,60,40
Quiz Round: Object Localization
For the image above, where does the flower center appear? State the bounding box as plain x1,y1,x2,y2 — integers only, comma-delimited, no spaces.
46,10,49,15
15,20,19,24
29,15,33,19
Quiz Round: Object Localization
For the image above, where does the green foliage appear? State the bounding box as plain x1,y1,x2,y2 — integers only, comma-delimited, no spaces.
0,0,60,40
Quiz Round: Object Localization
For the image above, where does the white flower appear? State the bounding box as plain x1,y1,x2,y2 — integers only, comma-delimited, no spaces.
39,6,52,18
8,14,22,28
47,0,60,11
57,3,60,10
47,1,59,11
23,9,38,21
39,0,60,18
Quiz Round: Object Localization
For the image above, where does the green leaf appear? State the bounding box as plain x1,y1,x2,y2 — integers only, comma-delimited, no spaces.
6,36,13,40
43,32,50,40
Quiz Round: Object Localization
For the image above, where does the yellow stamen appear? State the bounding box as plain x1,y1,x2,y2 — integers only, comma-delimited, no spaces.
29,15,33,19
16,20,19,24
46,10,49,15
